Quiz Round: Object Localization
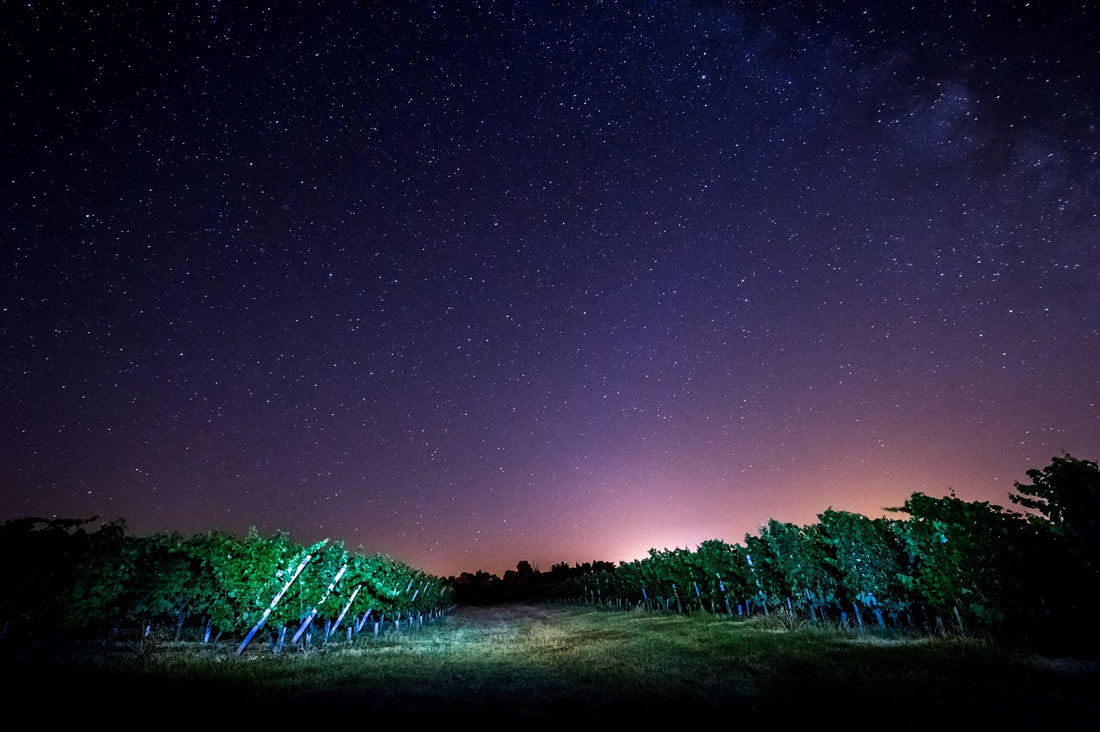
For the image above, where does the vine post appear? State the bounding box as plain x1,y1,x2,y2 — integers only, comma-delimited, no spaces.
236,539,328,656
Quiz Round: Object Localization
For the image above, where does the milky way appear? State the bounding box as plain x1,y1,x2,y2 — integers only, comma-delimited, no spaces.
3,2,1097,576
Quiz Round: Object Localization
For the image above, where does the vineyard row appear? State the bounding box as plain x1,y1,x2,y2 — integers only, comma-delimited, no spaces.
0,520,453,653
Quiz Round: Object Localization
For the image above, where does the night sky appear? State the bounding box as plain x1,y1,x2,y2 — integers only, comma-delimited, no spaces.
3,2,1097,578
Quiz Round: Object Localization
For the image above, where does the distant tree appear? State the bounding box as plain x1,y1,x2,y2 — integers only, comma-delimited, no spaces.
449,570,501,604
549,562,573,580
502,560,536,589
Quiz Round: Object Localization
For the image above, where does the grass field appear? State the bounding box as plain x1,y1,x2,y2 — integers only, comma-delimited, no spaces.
3,603,1098,727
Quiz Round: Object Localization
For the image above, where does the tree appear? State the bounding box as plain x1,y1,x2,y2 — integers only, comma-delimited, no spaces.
1010,454,1100,577
0,517,98,637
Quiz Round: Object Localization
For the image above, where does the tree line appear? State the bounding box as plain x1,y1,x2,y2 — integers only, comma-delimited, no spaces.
447,560,619,604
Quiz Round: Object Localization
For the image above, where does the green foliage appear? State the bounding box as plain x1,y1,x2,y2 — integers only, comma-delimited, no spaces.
552,456,1099,645
890,493,1015,625
751,520,830,611
60,519,134,632
181,530,247,634
1011,453,1100,577
1,522,448,645
692,539,745,610
816,509,900,611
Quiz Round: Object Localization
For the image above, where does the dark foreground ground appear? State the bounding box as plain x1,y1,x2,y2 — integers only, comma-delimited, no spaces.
3,604,1099,729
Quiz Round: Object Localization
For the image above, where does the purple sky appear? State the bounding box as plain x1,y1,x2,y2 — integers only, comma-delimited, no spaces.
3,2,1097,577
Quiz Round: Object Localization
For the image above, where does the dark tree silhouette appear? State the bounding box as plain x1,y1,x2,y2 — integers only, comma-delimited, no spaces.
1011,454,1100,577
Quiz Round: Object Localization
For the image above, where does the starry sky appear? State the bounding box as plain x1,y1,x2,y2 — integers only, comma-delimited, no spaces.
3,1,1097,578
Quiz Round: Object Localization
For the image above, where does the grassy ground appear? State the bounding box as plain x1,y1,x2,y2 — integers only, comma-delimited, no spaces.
3,603,1099,727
